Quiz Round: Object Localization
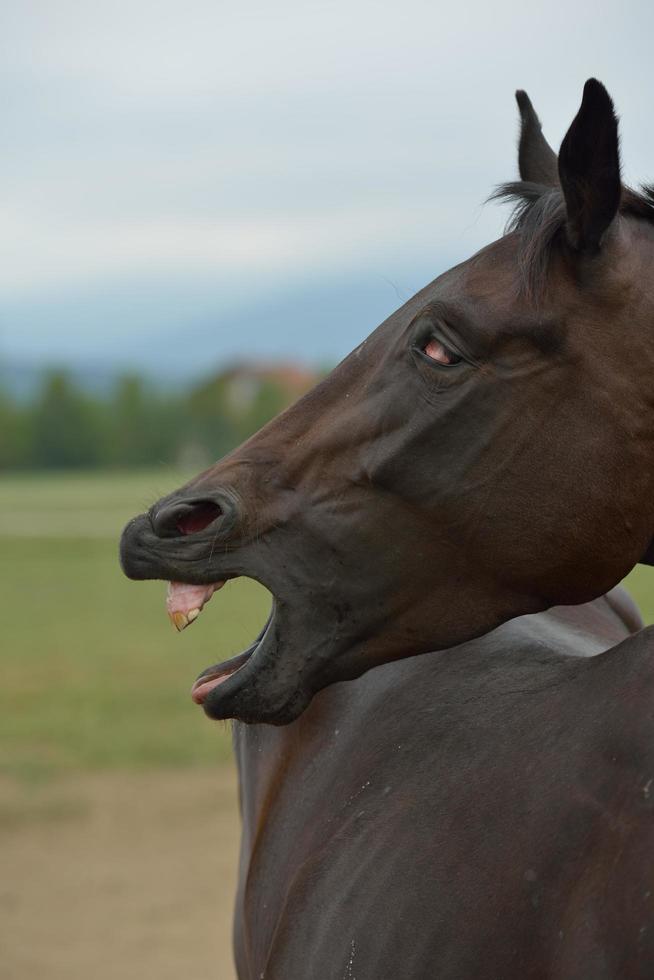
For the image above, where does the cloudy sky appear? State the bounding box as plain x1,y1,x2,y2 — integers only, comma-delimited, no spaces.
2,0,653,379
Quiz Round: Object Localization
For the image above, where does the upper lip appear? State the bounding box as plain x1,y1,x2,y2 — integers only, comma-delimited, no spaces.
120,512,250,584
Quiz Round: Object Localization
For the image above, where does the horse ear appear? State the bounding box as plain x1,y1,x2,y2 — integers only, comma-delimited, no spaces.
558,79,621,252
515,90,558,186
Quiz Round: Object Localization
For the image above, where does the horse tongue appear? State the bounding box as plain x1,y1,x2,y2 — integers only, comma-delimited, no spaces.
166,581,223,632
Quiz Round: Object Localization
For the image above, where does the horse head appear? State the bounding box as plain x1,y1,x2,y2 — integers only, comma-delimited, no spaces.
120,80,654,724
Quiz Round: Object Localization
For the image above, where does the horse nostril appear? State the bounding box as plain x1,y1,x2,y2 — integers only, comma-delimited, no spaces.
151,498,226,538
176,501,222,536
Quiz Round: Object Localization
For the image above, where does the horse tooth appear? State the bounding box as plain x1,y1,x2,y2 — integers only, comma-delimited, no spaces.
187,608,201,623
170,611,189,632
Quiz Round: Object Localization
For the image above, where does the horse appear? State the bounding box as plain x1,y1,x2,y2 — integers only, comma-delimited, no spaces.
121,80,654,976
232,591,646,979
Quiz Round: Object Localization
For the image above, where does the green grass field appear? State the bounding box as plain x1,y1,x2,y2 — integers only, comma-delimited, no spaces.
0,469,271,778
1,468,653,777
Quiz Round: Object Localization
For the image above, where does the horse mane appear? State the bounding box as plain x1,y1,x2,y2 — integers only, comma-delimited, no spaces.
491,180,654,300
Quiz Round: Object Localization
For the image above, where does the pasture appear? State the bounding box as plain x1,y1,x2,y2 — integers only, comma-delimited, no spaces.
0,469,273,980
1,468,653,979
0,469,271,777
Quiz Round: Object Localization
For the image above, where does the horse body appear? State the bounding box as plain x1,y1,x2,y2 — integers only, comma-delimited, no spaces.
234,593,652,980
119,79,654,977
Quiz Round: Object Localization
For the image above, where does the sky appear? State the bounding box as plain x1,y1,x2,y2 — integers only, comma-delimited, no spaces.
1,0,653,382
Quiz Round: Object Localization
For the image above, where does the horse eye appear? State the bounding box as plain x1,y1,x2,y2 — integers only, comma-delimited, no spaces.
423,338,462,366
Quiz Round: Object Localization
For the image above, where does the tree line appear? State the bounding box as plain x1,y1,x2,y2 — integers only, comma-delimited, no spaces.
0,367,314,471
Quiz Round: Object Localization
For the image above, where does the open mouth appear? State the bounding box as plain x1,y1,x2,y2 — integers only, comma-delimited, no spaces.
120,508,315,725
165,579,271,708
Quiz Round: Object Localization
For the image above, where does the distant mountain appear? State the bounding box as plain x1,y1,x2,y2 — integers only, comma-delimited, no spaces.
0,361,42,400
160,272,414,378
0,260,445,389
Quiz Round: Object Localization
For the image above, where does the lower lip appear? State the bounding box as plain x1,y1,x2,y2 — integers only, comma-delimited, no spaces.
191,671,235,704
190,647,255,704
190,608,272,707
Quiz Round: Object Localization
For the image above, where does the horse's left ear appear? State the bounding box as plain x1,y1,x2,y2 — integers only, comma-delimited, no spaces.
558,79,621,252
515,90,558,186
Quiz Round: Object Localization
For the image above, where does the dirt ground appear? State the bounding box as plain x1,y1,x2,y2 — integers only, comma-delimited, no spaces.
0,767,241,980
